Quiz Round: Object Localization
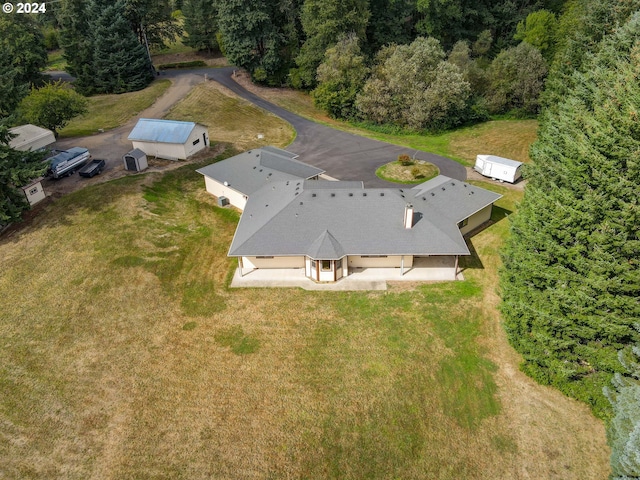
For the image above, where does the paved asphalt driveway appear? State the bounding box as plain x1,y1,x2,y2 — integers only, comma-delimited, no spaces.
205,67,466,187
49,67,465,187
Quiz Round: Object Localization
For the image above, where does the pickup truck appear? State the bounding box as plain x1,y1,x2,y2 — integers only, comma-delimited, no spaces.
46,147,91,178
78,159,106,178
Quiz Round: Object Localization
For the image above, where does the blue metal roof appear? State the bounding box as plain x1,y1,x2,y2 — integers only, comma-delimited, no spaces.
128,118,197,144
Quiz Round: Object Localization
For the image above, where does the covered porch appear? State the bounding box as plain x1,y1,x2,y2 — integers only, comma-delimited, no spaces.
231,256,461,291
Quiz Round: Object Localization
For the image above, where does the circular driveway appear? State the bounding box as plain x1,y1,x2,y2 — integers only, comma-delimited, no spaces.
206,67,466,187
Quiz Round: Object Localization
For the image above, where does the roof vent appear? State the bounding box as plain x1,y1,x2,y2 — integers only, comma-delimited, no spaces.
431,193,435,196
268,173,272,176
253,166,256,169
451,182,455,186
300,202,303,205
312,193,316,197
441,187,446,191
399,189,404,193
349,193,353,197
286,181,289,185
463,184,467,187
223,181,229,186
400,194,405,198
422,197,426,201
363,193,367,196
380,193,384,196
265,204,269,207
331,193,335,197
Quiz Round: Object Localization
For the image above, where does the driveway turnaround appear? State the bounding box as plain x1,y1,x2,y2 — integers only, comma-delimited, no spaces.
49,67,466,188
206,67,466,187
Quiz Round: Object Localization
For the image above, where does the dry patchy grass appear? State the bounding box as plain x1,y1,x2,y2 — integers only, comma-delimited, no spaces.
165,81,295,151
0,160,609,479
448,120,539,165
376,160,439,183
59,80,172,137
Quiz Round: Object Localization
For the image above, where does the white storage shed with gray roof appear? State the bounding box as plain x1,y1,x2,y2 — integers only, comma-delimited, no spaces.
128,118,209,160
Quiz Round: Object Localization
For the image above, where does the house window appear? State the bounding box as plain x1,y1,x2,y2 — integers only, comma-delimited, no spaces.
321,260,331,271
311,260,317,268
361,255,388,258
256,256,274,259
192,138,200,146
28,187,39,195
457,218,469,228
336,258,342,269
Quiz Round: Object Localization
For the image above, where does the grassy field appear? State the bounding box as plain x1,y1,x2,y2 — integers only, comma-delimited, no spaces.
166,82,295,150
0,145,609,478
58,80,172,138
45,50,67,71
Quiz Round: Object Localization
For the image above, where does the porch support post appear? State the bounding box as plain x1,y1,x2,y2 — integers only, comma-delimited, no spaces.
238,257,244,277
454,255,459,280
401,255,405,276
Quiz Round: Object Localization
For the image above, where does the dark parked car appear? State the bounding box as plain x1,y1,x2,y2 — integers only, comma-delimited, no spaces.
78,159,106,178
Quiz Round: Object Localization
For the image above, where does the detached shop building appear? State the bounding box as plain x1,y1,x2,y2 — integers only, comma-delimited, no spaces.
128,118,209,160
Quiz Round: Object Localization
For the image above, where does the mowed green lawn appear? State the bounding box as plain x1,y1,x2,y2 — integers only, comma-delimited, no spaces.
0,145,608,478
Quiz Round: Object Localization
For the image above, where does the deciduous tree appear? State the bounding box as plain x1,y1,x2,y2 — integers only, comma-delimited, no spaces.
19,81,87,137
356,37,470,130
295,0,370,88
485,42,547,115
311,33,369,119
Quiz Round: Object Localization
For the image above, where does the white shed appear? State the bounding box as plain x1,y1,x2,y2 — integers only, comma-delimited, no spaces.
474,155,523,183
128,118,209,160
9,124,56,152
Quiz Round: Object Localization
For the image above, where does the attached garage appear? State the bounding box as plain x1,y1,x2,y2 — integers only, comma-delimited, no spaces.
128,118,209,160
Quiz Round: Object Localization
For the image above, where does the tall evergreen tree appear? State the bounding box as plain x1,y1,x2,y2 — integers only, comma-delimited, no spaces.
0,14,47,117
604,335,640,479
90,0,154,94
500,13,640,417
58,0,95,93
182,0,219,53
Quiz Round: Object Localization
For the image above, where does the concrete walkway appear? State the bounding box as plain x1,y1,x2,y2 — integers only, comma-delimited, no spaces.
231,257,462,291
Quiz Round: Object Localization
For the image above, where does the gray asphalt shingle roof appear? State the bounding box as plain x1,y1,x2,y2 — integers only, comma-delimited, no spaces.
196,147,325,197
128,118,201,144
228,177,502,259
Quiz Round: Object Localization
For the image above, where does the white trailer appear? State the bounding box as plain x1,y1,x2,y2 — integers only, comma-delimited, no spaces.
9,124,55,152
474,155,523,183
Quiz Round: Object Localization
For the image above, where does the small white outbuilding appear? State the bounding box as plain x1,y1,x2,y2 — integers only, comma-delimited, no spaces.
21,178,46,206
123,148,148,172
128,118,209,161
474,154,523,183
9,124,56,152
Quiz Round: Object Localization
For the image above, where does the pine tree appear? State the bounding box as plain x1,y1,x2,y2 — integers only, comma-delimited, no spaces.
90,0,154,94
58,0,96,93
605,336,640,479
500,13,640,417
182,0,219,53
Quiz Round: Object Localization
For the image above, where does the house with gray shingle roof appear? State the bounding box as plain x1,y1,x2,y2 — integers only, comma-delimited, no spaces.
196,146,324,210
128,118,209,160
199,147,502,284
